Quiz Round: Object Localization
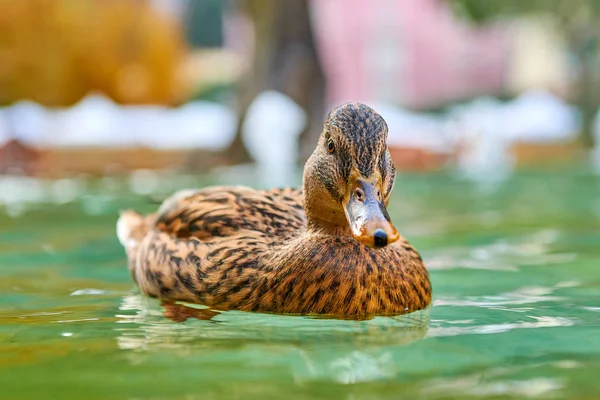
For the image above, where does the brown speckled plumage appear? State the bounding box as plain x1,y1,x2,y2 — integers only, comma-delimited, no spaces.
118,102,431,318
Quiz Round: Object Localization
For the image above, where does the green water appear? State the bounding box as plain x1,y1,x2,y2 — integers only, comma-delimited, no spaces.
1,169,599,399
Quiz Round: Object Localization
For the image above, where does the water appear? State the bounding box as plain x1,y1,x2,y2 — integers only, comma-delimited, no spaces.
1,168,599,399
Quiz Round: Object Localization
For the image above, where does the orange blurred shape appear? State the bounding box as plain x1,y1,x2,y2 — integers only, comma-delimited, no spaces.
0,0,187,107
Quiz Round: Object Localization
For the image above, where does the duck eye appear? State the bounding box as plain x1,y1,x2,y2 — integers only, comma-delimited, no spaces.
327,139,335,154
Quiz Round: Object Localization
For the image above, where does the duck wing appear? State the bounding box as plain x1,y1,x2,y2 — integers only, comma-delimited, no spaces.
154,186,306,241
117,186,305,308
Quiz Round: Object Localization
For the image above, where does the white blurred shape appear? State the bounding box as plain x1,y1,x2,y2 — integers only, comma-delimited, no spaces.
121,104,172,148
50,178,83,204
503,90,579,142
448,91,579,185
2,95,238,150
124,101,237,150
243,91,306,187
0,108,9,146
448,97,514,185
129,169,160,195
4,100,48,146
165,101,236,149
46,94,130,147
0,176,46,210
370,102,450,152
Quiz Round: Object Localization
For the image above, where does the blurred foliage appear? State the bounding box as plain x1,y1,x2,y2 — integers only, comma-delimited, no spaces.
450,0,600,23
0,0,187,107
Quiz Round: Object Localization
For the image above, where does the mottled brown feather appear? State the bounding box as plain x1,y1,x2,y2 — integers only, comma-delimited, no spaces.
118,102,431,319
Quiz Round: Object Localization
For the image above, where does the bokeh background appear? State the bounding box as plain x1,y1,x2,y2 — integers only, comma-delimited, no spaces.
2,0,600,186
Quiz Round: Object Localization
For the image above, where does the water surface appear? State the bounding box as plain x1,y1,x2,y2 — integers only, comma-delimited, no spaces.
1,168,599,399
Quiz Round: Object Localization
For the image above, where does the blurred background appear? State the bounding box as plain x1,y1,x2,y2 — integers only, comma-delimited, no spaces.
1,0,600,194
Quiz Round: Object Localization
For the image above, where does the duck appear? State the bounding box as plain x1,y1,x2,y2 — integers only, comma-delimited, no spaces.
117,102,431,318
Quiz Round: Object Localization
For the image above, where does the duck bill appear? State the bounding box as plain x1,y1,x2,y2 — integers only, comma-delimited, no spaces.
343,179,399,249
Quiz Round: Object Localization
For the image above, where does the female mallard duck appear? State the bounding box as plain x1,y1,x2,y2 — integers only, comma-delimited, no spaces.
117,102,431,318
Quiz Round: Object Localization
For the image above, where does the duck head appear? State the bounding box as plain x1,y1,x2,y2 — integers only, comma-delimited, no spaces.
303,102,399,249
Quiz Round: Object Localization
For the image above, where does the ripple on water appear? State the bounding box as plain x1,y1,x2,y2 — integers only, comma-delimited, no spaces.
70,289,112,296
425,229,576,271
427,315,575,338
434,282,580,309
424,376,564,398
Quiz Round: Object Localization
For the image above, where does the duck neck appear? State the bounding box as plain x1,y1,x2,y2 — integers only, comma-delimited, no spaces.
305,215,354,238
302,158,353,239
